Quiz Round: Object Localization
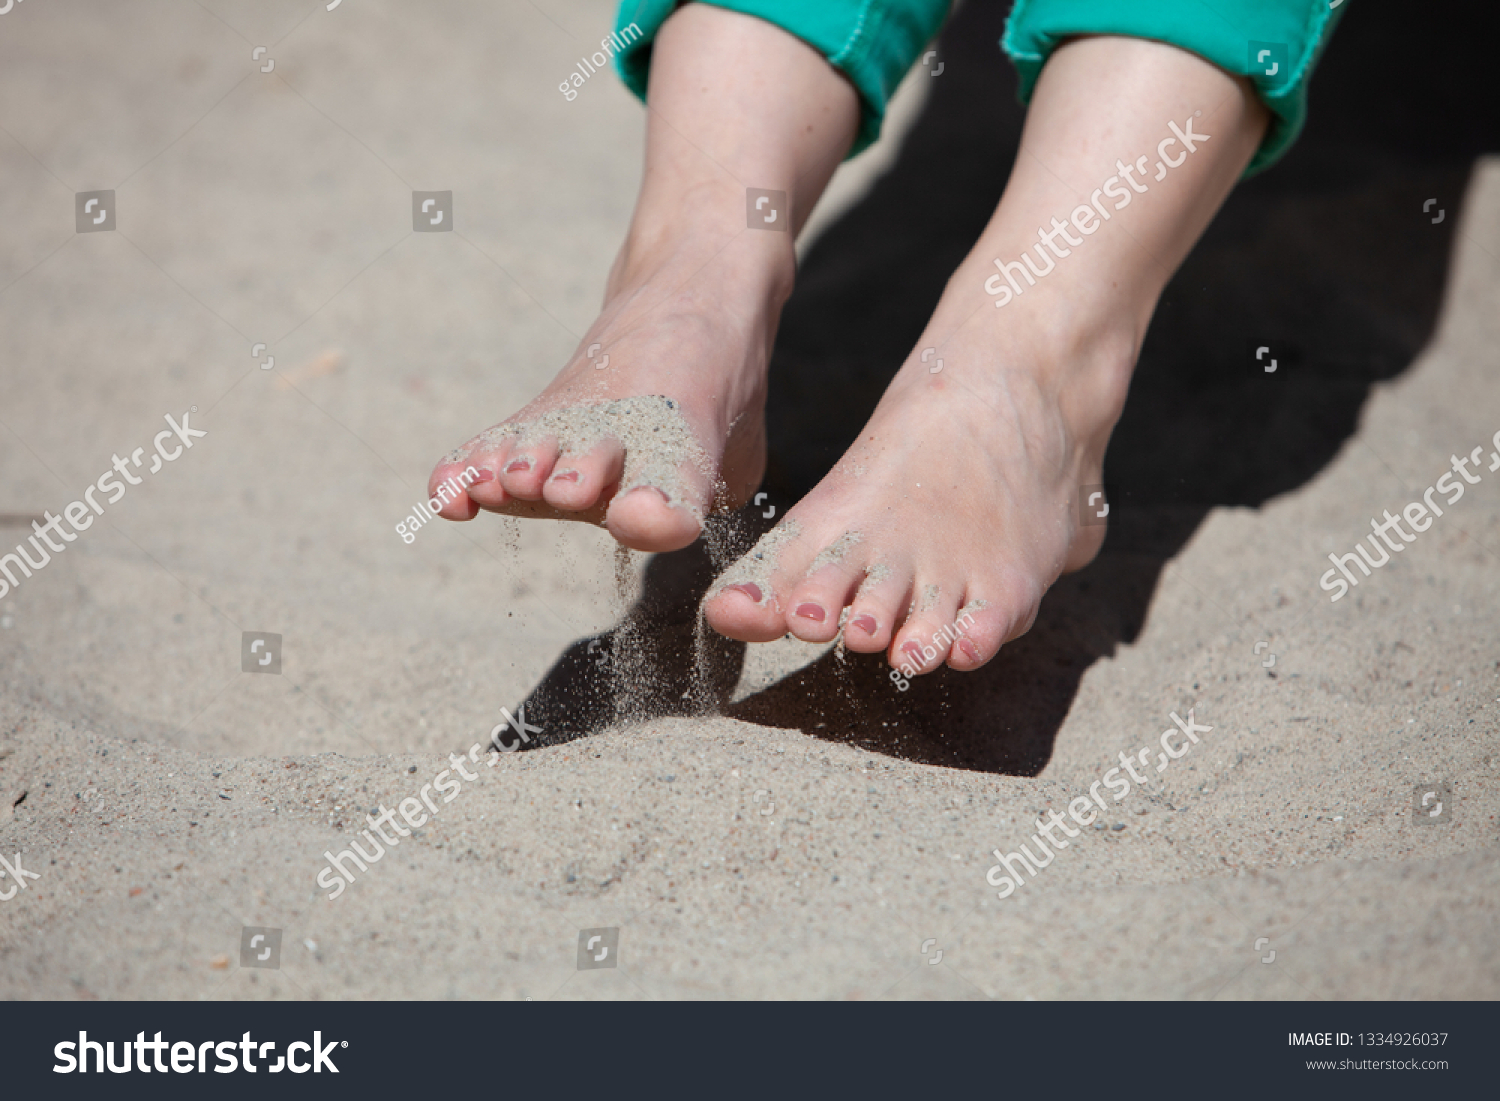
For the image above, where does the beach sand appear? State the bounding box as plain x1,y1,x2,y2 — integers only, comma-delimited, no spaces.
0,0,1495,999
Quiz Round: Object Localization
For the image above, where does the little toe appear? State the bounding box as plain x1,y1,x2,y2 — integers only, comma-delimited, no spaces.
428,459,492,518
944,598,1006,671
442,440,511,510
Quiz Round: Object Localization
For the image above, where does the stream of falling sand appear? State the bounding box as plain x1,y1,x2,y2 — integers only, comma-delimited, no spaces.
610,541,647,723
692,514,740,714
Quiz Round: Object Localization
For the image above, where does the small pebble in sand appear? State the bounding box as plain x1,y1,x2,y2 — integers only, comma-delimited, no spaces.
210,954,229,970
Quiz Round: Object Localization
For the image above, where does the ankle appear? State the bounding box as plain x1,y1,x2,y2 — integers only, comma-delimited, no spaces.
611,178,797,304
1033,314,1139,436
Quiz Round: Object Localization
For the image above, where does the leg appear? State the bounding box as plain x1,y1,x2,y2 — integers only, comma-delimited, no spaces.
429,5,858,552
704,35,1269,673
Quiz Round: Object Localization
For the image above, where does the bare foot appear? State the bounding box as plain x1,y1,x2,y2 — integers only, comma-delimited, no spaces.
703,316,1134,676
703,34,1268,675
427,5,857,553
429,183,788,553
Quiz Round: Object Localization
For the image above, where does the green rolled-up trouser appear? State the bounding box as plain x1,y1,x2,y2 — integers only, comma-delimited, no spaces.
610,0,1345,175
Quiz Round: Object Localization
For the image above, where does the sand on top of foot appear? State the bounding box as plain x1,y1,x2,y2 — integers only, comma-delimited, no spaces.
709,519,803,605
805,531,863,577
480,395,715,520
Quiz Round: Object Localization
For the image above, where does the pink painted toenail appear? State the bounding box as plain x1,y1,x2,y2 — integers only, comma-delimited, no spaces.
795,603,825,622
851,614,878,634
958,639,980,663
902,640,925,664
467,468,495,483
726,583,762,603
505,459,531,473
551,470,580,483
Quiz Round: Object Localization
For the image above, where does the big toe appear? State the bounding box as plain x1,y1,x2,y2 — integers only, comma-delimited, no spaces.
702,521,807,642
605,485,703,553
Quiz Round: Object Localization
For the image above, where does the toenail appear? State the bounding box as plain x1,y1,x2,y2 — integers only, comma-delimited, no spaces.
468,468,496,483
851,614,878,634
958,638,980,663
551,469,580,483
726,583,762,603
505,459,531,473
795,603,825,622
902,640,925,665
629,485,670,504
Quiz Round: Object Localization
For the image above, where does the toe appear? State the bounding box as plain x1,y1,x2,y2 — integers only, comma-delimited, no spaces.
943,573,1045,671
785,589,842,644
703,580,787,642
605,485,703,553
441,439,510,511
543,438,624,513
841,563,905,654
891,582,962,676
702,521,807,641
428,459,491,519
944,598,1003,671
783,536,868,644
498,435,560,501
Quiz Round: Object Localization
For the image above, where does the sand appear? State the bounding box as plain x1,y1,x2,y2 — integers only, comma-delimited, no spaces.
805,531,863,578
480,394,713,520
0,0,1496,1001
710,520,803,606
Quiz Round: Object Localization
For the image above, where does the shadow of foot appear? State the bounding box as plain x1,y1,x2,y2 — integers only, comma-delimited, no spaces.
509,512,769,748
509,0,1489,772
726,506,1208,773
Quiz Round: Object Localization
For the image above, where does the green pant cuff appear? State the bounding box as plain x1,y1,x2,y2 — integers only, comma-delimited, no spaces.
612,0,950,159
1002,0,1346,176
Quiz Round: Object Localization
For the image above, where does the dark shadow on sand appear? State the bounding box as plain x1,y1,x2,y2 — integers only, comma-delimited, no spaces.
518,0,1496,771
